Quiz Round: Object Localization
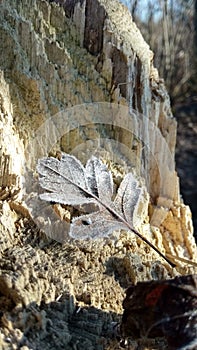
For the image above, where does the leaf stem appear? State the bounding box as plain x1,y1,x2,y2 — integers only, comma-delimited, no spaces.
96,199,176,268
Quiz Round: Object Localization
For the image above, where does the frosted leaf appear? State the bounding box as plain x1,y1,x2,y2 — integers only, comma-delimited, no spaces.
36,152,175,266
37,155,94,206
114,173,143,226
85,156,113,203
70,211,126,239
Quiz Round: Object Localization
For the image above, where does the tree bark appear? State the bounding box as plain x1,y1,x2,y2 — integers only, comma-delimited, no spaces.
0,1,196,349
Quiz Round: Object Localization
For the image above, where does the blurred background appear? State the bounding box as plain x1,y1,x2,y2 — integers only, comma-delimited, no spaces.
121,0,197,237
